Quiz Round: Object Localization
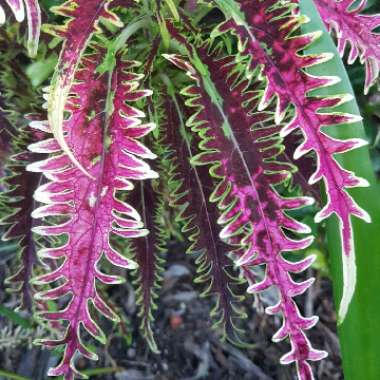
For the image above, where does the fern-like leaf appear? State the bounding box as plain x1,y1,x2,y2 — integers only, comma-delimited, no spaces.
45,0,123,177
0,97,13,163
214,0,370,321
0,0,41,56
27,52,156,380
165,25,327,378
128,179,168,353
313,0,380,94
158,91,247,345
0,125,43,310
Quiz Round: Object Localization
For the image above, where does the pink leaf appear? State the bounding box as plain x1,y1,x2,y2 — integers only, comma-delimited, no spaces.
215,0,370,324
28,51,156,380
165,24,326,378
0,0,41,56
314,0,380,94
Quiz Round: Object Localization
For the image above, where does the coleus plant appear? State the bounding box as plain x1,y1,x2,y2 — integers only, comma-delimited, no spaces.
0,0,40,56
0,0,379,379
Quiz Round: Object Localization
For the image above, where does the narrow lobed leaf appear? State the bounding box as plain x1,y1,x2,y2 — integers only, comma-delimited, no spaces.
45,0,124,177
213,0,371,323
165,24,326,379
312,0,380,94
158,90,247,345
128,178,169,354
28,50,156,380
0,124,44,311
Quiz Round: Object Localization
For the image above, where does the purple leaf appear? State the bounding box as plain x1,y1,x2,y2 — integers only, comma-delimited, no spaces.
0,124,44,311
0,0,41,56
24,0,41,56
282,132,322,204
214,0,370,323
159,94,247,345
164,25,326,378
27,52,156,380
313,0,380,94
127,179,169,353
45,0,124,177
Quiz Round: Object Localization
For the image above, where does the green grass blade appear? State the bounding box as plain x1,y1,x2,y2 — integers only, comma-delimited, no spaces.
0,369,30,380
300,1,380,379
0,305,32,329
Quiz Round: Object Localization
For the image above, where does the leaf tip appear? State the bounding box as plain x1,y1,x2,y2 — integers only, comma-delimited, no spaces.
338,247,357,323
